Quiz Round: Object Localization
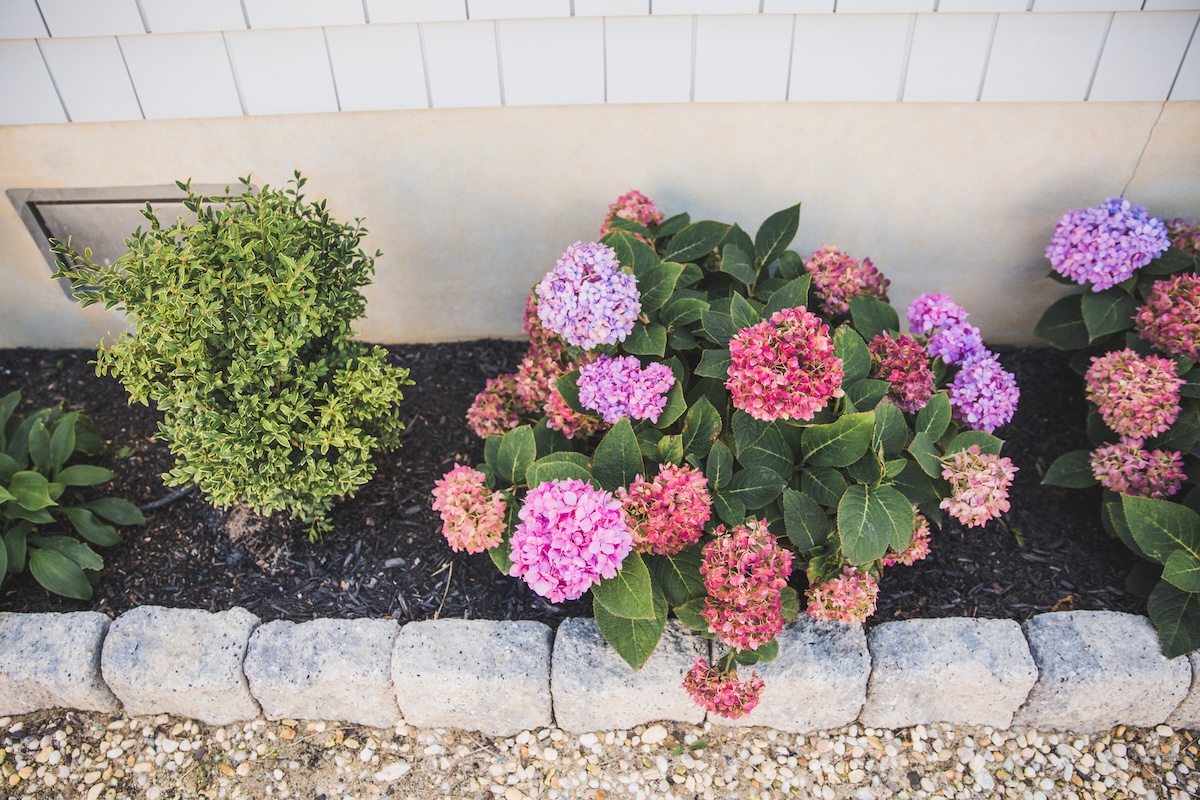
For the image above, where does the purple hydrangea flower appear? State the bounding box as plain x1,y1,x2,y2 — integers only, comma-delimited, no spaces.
907,293,969,336
535,242,641,349
509,479,632,603
948,352,1020,434
1045,198,1170,291
927,322,985,366
578,355,675,424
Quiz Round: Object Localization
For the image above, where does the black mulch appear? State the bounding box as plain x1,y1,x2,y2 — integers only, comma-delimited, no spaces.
0,343,1145,628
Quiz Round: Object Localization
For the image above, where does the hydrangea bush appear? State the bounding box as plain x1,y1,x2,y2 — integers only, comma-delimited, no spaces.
1036,199,1200,657
438,193,1019,717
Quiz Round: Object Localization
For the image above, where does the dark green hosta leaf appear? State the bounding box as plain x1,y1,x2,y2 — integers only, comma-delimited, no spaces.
593,419,643,492
726,467,784,511
783,488,831,552
1126,559,1163,598
907,432,942,478
55,465,116,487
946,431,1004,456
720,244,757,285
592,550,656,620
646,547,706,606
1034,294,1089,351
28,548,92,600
7,470,56,511
834,325,871,383
838,484,915,566
801,466,849,506
4,521,31,573
0,391,20,450
29,534,103,571
1163,550,1200,593
0,452,17,485
48,412,78,476
845,380,888,412
594,584,667,671
729,293,759,331
699,312,737,347
848,296,899,342
801,412,875,468
754,203,801,268
731,411,793,479
495,426,537,487
695,347,732,379
916,392,951,440
1041,450,1098,488
1148,579,1200,658
624,322,667,357
873,401,909,458
763,274,812,319
1081,290,1137,343
1122,495,1200,565
635,261,684,313
27,421,51,474
682,396,722,465
526,453,594,489
62,507,121,547
662,221,728,263
661,296,710,328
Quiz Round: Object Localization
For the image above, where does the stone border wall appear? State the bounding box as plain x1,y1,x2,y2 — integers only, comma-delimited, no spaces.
1,608,1197,735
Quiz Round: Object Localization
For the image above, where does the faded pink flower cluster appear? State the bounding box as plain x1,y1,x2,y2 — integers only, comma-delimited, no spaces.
600,190,665,241
1167,218,1200,257
682,658,764,719
536,241,641,350
466,374,523,439
869,333,935,413
883,512,932,567
939,445,1017,528
1135,274,1200,362
616,463,712,556
1085,349,1183,443
509,479,632,602
578,355,675,424
431,465,507,554
700,519,793,651
726,306,845,422
1090,441,1186,499
806,566,879,625
804,245,890,315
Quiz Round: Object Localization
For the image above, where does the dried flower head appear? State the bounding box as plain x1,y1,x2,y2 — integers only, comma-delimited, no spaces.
466,373,525,439
1090,441,1186,499
578,355,676,424
869,333,935,413
948,352,1020,434
700,519,793,651
536,241,641,350
883,511,932,567
805,566,879,625
543,384,605,440
1135,273,1200,362
726,306,844,422
601,190,664,241
682,658,764,720
431,464,507,554
1085,349,1183,442
617,463,712,556
1045,198,1170,291
939,445,1017,528
1166,218,1200,257
804,245,890,315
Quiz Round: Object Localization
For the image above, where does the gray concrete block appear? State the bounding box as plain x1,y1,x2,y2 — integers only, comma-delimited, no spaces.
1014,611,1191,732
551,618,707,733
708,617,870,732
100,606,261,726
1166,652,1200,730
0,612,119,715
392,619,552,736
860,617,1037,729
244,618,402,729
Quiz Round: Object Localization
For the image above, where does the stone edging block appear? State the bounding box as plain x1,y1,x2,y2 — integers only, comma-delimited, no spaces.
0,611,119,715
860,617,1037,729
244,618,402,729
100,605,262,726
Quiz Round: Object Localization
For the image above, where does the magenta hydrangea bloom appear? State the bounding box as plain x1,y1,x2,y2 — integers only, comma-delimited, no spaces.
1045,198,1170,291
804,245,890,315
600,190,664,241
1135,274,1200,361
869,333,935,413
431,465,507,554
682,658,764,720
1090,441,1186,499
509,479,632,602
700,519,793,652
948,352,1020,434
616,463,712,556
1167,218,1200,257
578,355,676,424
939,445,1017,528
726,306,845,422
1085,349,1183,443
465,373,524,439
806,566,880,625
535,242,641,350
883,511,931,567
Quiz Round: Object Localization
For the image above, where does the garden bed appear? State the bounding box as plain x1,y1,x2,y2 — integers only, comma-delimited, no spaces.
0,341,1144,627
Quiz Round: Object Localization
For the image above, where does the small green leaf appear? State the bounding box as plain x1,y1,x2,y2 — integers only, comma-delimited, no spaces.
729,293,759,331
946,431,1004,456
1163,550,1200,593
834,325,871,383
525,454,594,489
55,465,116,487
594,585,667,671
593,551,656,620
1041,450,1098,489
682,397,722,465
695,347,733,379
1148,579,1200,658
801,412,875,468
726,466,784,511
655,381,687,430
848,296,899,342
27,421,52,474
763,274,812,319
845,379,888,412
1081,290,1137,342
661,296,710,328
48,412,78,475
495,426,537,486
662,221,728,263
713,492,746,526
593,419,644,492
907,431,943,478
645,547,707,607
29,534,104,571
28,548,92,600
838,484,914,566
873,401,909,458
783,488,832,552
720,244,757,285
699,312,737,347
554,369,588,415
623,322,667,357
915,392,951,440
635,260,685,313
63,507,122,547
754,203,801,268
801,466,849,506
489,501,518,575
7,470,57,511
657,434,684,465
731,411,793,479
673,596,713,637
707,440,733,490
1034,294,1089,350
1123,495,1200,565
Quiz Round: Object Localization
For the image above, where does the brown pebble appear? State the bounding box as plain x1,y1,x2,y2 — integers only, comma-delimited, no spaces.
280,729,295,741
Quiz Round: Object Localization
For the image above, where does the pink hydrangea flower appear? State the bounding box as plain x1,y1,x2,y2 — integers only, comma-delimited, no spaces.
726,306,845,422
804,245,890,315
883,511,932,567
466,373,525,439
1090,441,1186,499
805,566,879,625
1085,349,1183,443
616,463,712,556
1135,274,1200,361
948,352,1020,434
431,465,507,554
522,290,558,348
509,479,632,603
700,519,793,652
544,385,605,440
939,445,1017,528
869,333,935,413
578,355,675,424
682,658,764,720
601,190,665,241
1167,218,1200,257
514,339,572,410
536,241,641,350
1045,199,1170,291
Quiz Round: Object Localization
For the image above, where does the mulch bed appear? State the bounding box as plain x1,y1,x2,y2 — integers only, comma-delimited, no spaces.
0,342,1144,628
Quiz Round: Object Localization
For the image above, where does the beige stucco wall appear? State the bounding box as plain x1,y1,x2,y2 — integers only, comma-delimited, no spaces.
2,101,1198,348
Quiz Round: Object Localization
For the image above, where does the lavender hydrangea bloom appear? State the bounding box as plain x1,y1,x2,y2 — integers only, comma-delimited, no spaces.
578,355,675,424
535,241,641,349
948,352,1020,434
1045,198,1170,291
907,293,969,337
927,322,985,366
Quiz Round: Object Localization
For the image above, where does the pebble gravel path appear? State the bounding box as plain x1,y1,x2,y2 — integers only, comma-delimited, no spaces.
1,711,1196,800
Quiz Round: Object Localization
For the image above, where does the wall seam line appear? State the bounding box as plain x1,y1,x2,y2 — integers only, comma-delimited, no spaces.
114,36,147,120
976,13,999,102
222,32,249,115
1084,12,1115,101
322,27,343,112
34,38,71,122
